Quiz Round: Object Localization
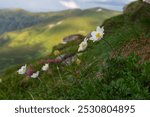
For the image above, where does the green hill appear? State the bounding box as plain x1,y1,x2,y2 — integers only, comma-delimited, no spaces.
0,8,120,73
0,9,51,34
0,1,149,100
0,8,83,34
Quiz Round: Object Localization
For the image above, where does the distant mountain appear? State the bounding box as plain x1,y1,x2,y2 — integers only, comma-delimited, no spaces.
0,8,83,34
0,8,120,34
0,9,42,34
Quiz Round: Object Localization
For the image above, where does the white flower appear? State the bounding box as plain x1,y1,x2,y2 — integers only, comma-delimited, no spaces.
41,64,49,71
90,26,104,42
17,64,27,75
31,71,39,78
78,39,88,52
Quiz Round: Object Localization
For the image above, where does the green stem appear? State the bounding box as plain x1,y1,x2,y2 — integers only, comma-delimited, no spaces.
57,66,63,82
102,39,116,57
26,91,35,100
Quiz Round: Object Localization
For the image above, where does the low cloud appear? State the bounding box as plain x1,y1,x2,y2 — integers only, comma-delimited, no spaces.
59,0,79,9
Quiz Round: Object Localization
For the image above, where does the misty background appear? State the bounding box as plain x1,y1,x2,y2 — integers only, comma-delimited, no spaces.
0,0,136,12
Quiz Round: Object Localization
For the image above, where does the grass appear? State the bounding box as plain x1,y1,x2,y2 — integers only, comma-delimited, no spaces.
0,1,149,100
0,55,149,99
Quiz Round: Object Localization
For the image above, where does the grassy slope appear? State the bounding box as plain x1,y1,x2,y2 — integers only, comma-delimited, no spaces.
0,1,149,99
0,8,120,73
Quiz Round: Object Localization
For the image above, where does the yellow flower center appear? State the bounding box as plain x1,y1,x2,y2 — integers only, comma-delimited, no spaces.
96,33,101,39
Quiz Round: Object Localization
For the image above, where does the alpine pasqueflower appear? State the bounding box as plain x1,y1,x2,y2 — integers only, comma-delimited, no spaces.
90,26,104,42
17,64,27,75
41,64,49,71
30,71,39,78
78,39,88,52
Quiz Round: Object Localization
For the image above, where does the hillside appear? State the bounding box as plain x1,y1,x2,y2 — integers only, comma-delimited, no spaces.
0,1,149,100
0,8,83,34
0,9,51,34
0,8,120,73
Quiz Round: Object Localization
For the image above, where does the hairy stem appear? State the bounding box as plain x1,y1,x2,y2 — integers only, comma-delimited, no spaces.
102,39,116,57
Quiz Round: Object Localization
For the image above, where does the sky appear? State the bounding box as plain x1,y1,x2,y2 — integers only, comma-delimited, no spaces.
0,0,137,12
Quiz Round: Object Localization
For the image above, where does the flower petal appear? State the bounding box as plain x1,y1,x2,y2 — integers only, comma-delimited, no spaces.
78,40,88,52
97,26,104,33
91,31,97,37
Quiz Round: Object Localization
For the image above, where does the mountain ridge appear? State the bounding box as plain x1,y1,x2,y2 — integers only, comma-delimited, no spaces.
0,7,121,35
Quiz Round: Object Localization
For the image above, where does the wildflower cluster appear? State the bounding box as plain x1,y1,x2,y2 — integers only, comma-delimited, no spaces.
17,26,105,79
78,26,104,52
17,56,62,78
17,63,49,79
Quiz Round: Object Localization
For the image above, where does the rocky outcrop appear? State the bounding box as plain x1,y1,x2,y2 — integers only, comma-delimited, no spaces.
143,0,150,4
63,34,84,43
